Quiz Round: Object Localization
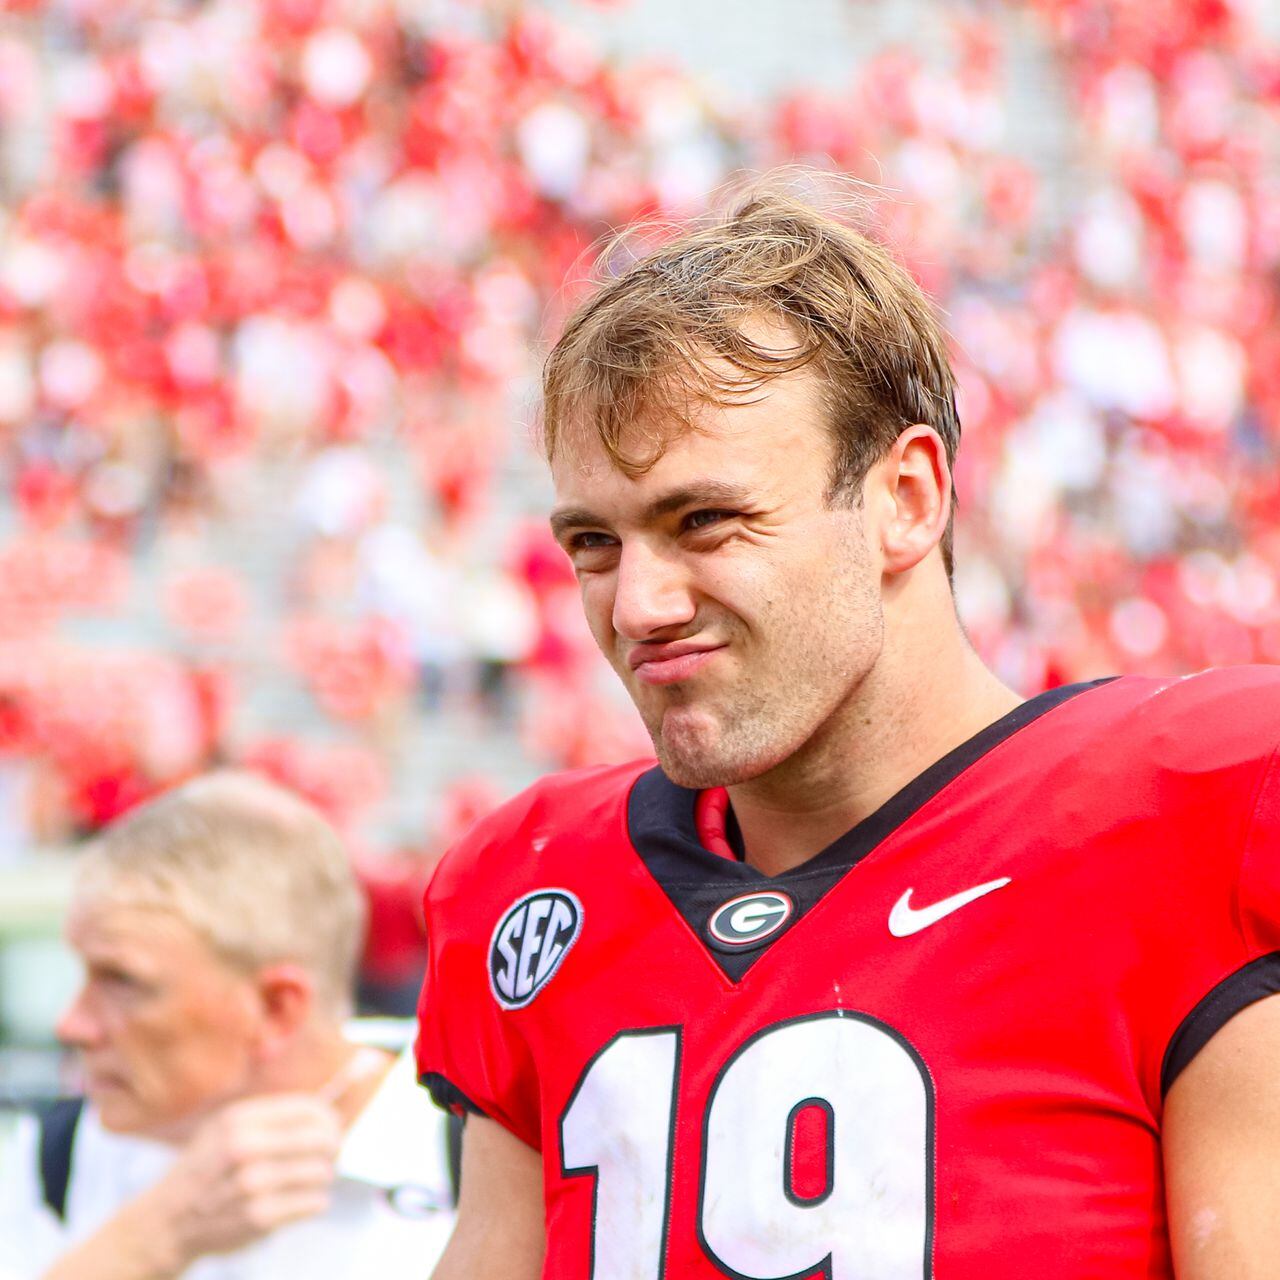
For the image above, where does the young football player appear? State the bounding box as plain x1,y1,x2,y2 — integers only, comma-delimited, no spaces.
417,184,1280,1279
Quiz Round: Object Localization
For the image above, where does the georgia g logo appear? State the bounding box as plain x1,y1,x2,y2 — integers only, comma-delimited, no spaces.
489,889,583,1010
707,890,794,949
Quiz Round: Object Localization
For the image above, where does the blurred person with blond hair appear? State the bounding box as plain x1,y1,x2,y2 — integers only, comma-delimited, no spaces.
0,771,454,1280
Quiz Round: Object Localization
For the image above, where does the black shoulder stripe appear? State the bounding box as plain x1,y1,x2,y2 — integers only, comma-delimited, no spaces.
419,1071,487,1118
1161,953,1280,1096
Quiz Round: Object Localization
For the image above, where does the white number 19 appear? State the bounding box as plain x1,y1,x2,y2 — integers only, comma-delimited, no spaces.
560,1012,933,1279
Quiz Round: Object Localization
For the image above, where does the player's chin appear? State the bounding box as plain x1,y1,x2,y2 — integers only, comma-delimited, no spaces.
654,711,770,790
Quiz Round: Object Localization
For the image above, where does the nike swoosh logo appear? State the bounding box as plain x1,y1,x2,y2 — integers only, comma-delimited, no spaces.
887,878,1012,938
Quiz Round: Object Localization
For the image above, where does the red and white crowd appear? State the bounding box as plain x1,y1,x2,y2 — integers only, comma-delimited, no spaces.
0,0,1277,900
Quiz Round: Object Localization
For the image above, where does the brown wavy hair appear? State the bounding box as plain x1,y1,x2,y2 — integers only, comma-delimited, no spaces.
541,177,962,573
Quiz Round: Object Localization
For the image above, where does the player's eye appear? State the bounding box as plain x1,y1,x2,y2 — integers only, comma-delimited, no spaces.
682,509,735,533
569,531,618,551
566,531,620,570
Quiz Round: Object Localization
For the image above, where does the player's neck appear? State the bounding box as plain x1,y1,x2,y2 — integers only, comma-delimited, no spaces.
728,621,1021,877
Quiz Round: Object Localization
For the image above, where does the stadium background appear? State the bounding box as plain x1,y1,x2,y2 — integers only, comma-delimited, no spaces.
1,0,1279,1099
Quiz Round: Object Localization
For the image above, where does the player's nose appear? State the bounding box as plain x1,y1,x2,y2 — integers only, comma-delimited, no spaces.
611,540,697,641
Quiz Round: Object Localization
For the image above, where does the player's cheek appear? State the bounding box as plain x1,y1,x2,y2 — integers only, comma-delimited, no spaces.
577,578,618,647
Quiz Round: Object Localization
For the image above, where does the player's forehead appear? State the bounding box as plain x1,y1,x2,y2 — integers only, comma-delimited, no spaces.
548,363,832,526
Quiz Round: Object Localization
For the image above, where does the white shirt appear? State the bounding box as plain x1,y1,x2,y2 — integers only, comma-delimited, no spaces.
0,1050,455,1279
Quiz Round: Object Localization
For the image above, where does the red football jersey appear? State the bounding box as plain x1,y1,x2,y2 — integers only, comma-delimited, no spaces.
416,670,1280,1278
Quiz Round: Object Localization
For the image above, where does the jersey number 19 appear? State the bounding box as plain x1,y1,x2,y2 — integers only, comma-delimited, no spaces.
559,1011,934,1278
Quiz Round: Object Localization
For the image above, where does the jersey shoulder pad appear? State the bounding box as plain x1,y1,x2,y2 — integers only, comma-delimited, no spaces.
1113,666,1280,775
427,759,653,909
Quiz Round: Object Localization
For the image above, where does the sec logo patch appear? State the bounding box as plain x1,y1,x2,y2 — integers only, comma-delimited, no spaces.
707,890,794,949
489,889,583,1010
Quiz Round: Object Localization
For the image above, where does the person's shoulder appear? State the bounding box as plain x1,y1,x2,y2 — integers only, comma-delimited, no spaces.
427,759,654,906
1109,667,1280,759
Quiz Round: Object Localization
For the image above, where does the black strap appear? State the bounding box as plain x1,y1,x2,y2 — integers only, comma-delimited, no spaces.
36,1097,84,1221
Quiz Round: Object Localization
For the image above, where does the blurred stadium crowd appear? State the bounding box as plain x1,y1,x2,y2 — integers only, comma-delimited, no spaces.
0,0,1278,957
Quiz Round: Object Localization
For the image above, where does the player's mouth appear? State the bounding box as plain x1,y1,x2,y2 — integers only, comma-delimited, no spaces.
629,641,726,686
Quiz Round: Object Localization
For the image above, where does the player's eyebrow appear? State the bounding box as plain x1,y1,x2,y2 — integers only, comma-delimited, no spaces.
549,480,754,541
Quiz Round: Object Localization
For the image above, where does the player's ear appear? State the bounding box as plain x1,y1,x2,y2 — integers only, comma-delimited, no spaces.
874,424,951,576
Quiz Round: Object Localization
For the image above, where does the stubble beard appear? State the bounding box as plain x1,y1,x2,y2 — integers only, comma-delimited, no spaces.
644,650,852,790
641,575,884,792
623,621,782,789
648,683,774,789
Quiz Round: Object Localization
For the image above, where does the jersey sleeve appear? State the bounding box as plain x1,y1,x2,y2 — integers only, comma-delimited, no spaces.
1237,743,1280,955
414,844,543,1151
1155,677,1280,1099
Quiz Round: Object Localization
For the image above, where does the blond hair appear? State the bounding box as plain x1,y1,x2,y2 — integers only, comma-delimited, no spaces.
76,771,367,1018
542,177,962,571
